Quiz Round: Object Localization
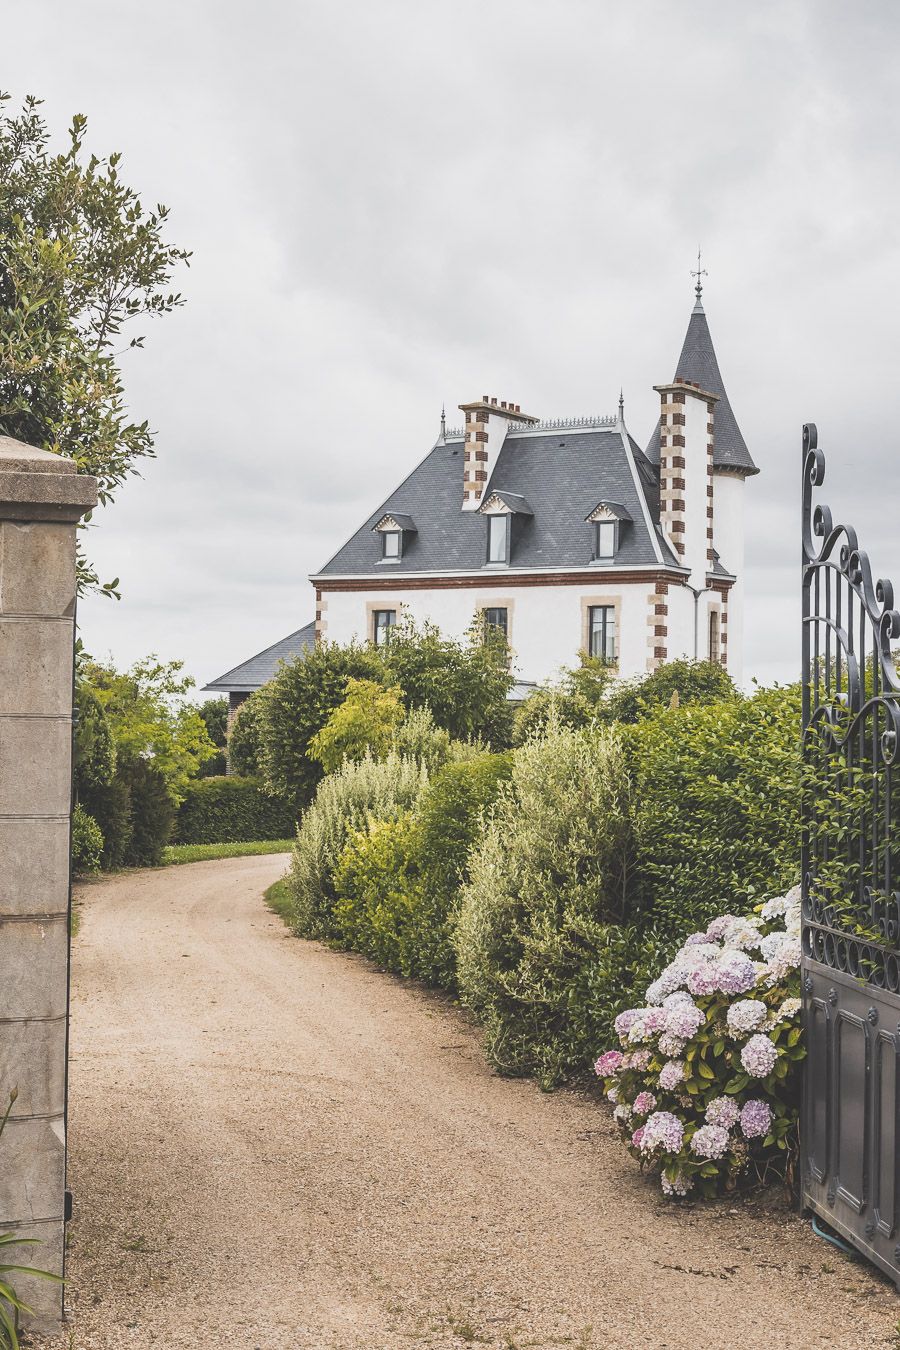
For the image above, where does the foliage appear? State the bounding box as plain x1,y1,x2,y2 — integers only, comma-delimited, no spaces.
332,751,512,986
513,657,735,744
73,680,116,789
596,890,804,1198
382,617,514,747
287,751,430,941
0,94,189,593
392,705,456,773
175,776,296,845
196,698,228,776
627,683,801,945
117,757,175,867
603,658,737,725
84,656,216,804
308,678,405,772
513,655,615,743
71,803,103,875
260,641,383,810
227,690,268,777
0,1091,62,1348
77,771,131,870
454,722,633,1086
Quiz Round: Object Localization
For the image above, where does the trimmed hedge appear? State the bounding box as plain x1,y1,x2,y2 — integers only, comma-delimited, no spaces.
175,776,297,845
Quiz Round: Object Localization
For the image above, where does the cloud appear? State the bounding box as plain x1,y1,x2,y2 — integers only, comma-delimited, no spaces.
9,0,900,691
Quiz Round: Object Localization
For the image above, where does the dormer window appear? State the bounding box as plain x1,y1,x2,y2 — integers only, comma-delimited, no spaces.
586,501,631,563
595,520,618,560
479,490,533,567
372,512,416,563
487,514,509,564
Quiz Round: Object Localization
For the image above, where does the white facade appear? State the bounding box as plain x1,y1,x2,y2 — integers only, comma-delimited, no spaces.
320,575,668,685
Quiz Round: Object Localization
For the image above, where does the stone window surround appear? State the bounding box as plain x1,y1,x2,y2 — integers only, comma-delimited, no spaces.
580,593,621,665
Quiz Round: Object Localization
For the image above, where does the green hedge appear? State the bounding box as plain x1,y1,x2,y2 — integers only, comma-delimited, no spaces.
175,776,297,844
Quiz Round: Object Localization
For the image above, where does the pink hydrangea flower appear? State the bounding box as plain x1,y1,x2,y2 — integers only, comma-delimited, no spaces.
664,1000,704,1040
740,1099,773,1139
740,1033,778,1078
661,1169,694,1197
726,999,768,1036
640,1111,684,1154
632,1091,657,1116
705,1096,740,1129
691,1124,730,1160
658,1060,686,1091
631,1126,645,1148
594,1050,623,1077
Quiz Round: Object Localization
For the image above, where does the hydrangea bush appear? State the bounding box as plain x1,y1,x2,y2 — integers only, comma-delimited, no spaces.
596,887,805,1198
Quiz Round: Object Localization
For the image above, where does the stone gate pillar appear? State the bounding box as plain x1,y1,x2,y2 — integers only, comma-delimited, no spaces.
0,437,97,1331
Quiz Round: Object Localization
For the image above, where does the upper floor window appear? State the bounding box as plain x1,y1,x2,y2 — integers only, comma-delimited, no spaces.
372,512,416,562
382,530,401,560
487,514,509,564
594,520,618,561
709,609,721,664
588,604,616,664
483,606,508,638
373,609,396,647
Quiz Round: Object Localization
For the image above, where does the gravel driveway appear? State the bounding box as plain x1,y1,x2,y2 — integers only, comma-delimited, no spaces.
37,855,898,1349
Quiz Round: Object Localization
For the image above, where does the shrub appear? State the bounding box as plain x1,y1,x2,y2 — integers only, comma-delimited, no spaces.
513,656,614,743
197,697,228,776
175,776,297,845
308,679,405,772
595,889,804,1198
260,641,383,809
288,751,430,940
627,683,801,944
79,772,132,870
71,804,103,876
602,658,737,725
454,723,633,1086
332,751,512,986
118,758,175,867
228,690,268,777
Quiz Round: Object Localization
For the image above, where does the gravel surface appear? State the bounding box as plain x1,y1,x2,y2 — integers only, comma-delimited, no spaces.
32,856,899,1349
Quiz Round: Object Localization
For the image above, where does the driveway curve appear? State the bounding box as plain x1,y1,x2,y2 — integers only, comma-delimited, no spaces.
43,855,895,1349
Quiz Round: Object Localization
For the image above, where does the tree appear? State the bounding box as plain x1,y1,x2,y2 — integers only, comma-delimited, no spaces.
228,689,269,777
197,697,228,776
84,655,216,804
308,678,405,773
0,94,189,592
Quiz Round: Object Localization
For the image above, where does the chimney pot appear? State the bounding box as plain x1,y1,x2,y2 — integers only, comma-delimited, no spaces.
491,397,497,405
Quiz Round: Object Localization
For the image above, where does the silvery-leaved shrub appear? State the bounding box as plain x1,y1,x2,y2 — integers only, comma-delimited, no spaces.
454,720,632,1087
595,887,804,1198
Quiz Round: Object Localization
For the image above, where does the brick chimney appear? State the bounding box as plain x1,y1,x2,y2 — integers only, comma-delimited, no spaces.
458,396,539,511
652,377,718,587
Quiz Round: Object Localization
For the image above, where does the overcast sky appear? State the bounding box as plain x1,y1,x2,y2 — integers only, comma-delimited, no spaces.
9,0,900,694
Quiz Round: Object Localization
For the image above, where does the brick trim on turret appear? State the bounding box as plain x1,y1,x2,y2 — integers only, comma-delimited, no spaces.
646,580,669,671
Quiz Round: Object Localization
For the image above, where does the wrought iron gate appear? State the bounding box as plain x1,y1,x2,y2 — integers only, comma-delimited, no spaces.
801,422,900,1282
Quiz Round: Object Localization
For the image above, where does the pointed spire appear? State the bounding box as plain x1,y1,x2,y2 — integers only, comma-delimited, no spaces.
440,403,446,443
617,388,625,426
690,246,707,313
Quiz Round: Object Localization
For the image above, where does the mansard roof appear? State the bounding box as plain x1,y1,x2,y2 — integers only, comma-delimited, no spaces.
315,421,672,577
203,621,316,693
645,299,758,477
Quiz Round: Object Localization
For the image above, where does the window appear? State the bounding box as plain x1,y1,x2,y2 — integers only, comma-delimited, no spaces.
709,609,721,664
382,530,401,560
588,605,616,663
483,607,508,638
373,609,396,647
487,514,509,564
594,520,618,561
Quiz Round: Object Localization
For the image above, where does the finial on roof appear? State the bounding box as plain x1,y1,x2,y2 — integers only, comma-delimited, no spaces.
690,246,707,312
618,388,625,425
440,403,446,443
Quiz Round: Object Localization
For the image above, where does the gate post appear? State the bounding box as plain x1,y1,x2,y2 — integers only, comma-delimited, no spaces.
0,437,96,1331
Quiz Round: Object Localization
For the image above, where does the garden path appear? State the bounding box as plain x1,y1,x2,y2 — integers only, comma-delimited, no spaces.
44,856,897,1349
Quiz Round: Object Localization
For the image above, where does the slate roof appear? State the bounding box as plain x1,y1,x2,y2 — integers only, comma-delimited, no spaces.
644,299,758,476
204,621,316,693
316,426,669,577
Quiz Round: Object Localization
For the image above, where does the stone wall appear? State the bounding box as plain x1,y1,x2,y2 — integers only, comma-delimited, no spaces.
0,437,96,1332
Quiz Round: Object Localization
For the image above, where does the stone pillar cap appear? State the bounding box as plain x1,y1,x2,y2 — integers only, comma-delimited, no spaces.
0,436,97,521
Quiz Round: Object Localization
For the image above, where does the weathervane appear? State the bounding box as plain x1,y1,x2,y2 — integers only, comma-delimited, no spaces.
690,247,707,302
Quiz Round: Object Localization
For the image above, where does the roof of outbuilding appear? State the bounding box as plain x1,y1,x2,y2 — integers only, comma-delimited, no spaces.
203,621,316,693
645,300,758,477
316,425,670,577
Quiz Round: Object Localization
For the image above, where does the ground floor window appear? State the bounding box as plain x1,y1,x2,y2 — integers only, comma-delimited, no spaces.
709,609,721,664
588,604,616,663
483,606,508,638
373,608,396,646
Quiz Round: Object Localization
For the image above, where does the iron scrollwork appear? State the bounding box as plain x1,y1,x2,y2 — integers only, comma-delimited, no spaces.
802,422,900,988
